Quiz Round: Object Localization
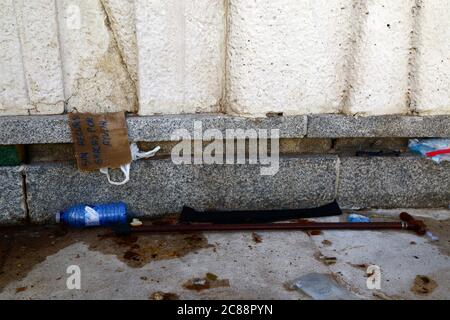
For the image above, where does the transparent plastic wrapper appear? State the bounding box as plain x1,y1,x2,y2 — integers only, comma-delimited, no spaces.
409,139,450,163
290,273,355,300
348,214,370,223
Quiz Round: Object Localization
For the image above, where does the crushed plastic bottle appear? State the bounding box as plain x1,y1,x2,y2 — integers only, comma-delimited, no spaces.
290,273,355,300
347,214,371,223
409,139,450,163
56,202,129,228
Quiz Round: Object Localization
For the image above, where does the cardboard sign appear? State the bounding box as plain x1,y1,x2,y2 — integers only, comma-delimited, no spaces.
69,112,132,171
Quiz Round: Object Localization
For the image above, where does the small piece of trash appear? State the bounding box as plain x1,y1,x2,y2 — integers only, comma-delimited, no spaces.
252,233,263,243
347,214,370,223
290,273,355,300
193,278,207,286
130,218,143,227
409,139,450,163
151,292,179,300
308,230,323,236
15,287,27,294
183,274,230,292
315,253,337,266
425,231,439,242
206,273,218,281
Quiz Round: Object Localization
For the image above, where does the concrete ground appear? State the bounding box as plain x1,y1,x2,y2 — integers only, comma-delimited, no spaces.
0,209,449,300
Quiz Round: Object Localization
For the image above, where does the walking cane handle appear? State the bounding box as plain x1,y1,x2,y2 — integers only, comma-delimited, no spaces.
400,212,427,235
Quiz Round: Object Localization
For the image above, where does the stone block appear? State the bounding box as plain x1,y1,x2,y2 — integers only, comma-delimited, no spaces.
0,167,26,225
25,155,338,223
338,156,450,208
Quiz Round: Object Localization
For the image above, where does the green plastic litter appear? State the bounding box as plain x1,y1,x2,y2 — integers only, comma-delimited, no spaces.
0,146,22,166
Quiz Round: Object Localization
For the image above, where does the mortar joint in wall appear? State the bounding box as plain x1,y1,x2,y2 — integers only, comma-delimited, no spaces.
334,156,342,202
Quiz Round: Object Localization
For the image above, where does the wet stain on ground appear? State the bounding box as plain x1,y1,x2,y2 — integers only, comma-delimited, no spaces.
411,275,438,296
183,273,230,292
150,291,180,300
94,233,214,268
0,223,214,292
0,225,75,293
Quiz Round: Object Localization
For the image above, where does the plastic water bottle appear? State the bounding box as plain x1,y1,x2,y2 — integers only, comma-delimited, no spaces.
56,202,129,228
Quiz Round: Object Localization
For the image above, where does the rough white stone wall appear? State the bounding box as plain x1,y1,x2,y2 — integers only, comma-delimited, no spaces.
0,0,29,115
0,0,137,115
345,0,414,116
1,0,65,115
136,0,226,115
101,0,138,83
57,0,137,113
1,0,450,117
412,0,450,115
227,0,353,117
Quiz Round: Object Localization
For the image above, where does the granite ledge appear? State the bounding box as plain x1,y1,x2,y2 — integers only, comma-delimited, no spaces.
1,113,450,146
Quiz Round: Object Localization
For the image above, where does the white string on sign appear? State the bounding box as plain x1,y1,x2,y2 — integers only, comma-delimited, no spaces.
100,143,161,186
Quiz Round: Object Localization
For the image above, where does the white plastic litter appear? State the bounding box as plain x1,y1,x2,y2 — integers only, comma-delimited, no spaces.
100,143,160,186
409,139,450,163
130,218,143,227
426,231,439,242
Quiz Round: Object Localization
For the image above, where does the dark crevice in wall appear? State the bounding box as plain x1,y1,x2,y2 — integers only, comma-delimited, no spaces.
99,0,139,113
99,0,135,84
20,167,30,224
408,0,423,115
53,0,68,114
330,138,338,152
23,138,410,164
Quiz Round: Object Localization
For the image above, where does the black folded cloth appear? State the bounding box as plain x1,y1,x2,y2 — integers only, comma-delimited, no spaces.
180,200,342,225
